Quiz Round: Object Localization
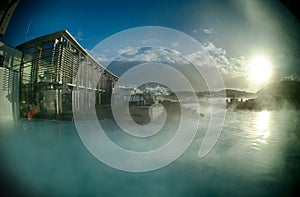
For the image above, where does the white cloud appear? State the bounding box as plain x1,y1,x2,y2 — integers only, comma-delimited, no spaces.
92,42,249,80
186,50,212,67
96,54,109,63
202,28,213,34
89,50,111,65
204,42,248,76
186,41,248,77
115,47,189,64
202,42,226,55
118,46,135,55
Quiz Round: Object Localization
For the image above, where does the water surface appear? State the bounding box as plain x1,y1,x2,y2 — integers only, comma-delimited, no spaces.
0,110,299,196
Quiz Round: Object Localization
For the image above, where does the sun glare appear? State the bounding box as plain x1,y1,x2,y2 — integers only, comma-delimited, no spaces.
249,56,272,82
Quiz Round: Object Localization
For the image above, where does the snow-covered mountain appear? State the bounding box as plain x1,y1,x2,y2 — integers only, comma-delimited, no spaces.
138,83,171,96
106,47,190,77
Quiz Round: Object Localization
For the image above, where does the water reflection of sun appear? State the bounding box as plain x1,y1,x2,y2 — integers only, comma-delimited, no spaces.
256,111,270,140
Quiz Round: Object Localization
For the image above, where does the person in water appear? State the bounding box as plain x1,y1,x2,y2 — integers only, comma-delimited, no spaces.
27,103,39,120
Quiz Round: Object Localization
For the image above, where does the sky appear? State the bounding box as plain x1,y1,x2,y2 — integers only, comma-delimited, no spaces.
1,0,299,92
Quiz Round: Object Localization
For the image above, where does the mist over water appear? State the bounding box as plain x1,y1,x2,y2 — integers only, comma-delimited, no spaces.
0,109,300,196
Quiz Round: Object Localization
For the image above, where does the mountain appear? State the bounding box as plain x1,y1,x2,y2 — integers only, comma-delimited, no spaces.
138,83,171,96
125,80,300,112
106,47,190,77
255,80,300,110
213,89,254,98
256,80,300,97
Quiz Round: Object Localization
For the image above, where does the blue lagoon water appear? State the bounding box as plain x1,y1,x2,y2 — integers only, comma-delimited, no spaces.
0,110,300,196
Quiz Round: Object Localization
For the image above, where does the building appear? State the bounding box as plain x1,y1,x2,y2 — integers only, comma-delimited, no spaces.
0,41,22,123
15,30,118,119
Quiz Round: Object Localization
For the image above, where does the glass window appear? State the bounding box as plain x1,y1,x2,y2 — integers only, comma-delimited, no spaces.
0,55,4,67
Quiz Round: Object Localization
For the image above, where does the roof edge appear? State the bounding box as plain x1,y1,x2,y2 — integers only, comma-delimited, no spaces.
16,30,118,79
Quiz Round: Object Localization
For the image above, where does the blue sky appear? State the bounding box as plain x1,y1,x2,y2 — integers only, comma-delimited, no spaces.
1,0,299,91
3,0,197,48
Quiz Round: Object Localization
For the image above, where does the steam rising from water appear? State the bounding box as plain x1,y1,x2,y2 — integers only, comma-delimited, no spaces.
1,110,300,196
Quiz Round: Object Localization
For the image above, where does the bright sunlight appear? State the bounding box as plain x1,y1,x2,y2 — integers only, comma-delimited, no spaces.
249,56,272,82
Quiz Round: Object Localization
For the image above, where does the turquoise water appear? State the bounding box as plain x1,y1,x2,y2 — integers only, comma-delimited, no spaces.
0,110,300,196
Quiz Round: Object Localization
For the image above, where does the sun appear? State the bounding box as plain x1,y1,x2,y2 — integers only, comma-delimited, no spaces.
249,56,272,82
